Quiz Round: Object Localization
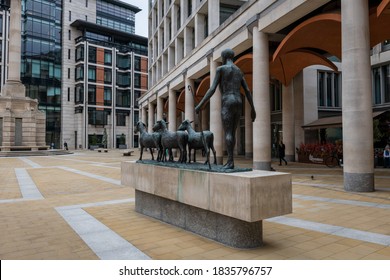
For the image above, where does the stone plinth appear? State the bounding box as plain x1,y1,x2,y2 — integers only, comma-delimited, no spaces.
0,95,46,148
121,161,292,248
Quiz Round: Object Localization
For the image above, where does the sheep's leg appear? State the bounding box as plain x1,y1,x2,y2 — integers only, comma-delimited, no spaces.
139,146,143,160
188,148,192,163
168,149,174,161
210,144,217,165
149,148,154,161
202,137,210,166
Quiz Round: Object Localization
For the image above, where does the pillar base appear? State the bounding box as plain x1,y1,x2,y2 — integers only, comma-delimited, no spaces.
344,172,375,192
253,161,271,171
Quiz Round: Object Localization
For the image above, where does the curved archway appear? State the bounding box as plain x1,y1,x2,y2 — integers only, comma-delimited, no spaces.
272,13,342,61
195,76,210,102
176,89,185,117
270,49,338,86
235,54,253,74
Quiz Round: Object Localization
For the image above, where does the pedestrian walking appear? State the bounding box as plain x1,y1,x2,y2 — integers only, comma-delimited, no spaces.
278,140,287,166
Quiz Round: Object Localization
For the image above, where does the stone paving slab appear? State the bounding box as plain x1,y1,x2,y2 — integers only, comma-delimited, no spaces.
0,149,389,260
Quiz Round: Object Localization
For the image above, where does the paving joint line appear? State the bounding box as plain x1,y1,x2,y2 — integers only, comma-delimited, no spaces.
293,194,390,209
267,216,390,246
56,166,121,186
19,157,42,168
56,198,150,260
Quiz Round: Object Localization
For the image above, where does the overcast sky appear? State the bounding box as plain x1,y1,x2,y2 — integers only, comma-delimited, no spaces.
122,0,149,37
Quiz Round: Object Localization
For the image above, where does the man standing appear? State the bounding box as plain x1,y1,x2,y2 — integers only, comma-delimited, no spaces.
195,49,256,169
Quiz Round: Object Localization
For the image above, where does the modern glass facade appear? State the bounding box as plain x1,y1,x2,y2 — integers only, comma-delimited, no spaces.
21,0,62,148
96,0,138,34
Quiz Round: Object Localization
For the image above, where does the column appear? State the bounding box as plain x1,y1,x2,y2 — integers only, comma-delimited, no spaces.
175,38,184,64
208,0,220,34
3,0,25,97
148,102,155,133
184,26,194,56
252,27,271,170
180,0,188,26
141,105,148,124
157,95,164,121
341,0,374,192
195,13,205,47
171,4,178,34
168,88,177,131
210,59,223,164
282,83,295,162
185,77,195,122
245,99,253,158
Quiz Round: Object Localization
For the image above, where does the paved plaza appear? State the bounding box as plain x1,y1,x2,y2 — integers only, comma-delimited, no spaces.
0,150,389,260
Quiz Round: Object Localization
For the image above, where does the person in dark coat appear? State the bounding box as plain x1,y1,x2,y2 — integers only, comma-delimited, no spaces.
278,140,287,166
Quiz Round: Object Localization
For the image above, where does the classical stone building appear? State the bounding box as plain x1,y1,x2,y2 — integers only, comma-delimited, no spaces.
139,0,390,192
0,0,148,150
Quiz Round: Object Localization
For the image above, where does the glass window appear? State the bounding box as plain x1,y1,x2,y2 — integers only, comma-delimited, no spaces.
318,72,325,106
104,69,112,83
76,45,84,61
318,71,341,108
384,65,390,103
88,66,96,81
116,112,127,126
88,46,96,63
116,89,130,107
117,72,130,87
270,81,281,112
88,86,96,104
116,54,131,69
88,109,108,125
104,87,112,106
104,50,112,65
373,67,382,105
75,84,84,104
75,65,84,80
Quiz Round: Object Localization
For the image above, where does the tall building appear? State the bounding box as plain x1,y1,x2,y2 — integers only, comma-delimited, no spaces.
0,0,148,149
0,1,9,94
140,0,390,192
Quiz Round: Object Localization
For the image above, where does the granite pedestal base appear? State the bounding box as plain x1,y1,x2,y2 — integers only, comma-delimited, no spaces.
121,161,292,248
135,190,263,248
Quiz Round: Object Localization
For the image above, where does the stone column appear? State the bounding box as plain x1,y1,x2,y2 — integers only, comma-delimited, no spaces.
185,77,195,122
282,83,295,162
293,73,304,161
184,26,194,56
141,105,148,124
148,102,155,133
168,88,177,131
157,95,164,121
252,28,271,170
3,0,25,97
208,0,220,34
342,0,374,192
245,99,253,158
210,59,223,164
195,13,205,47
